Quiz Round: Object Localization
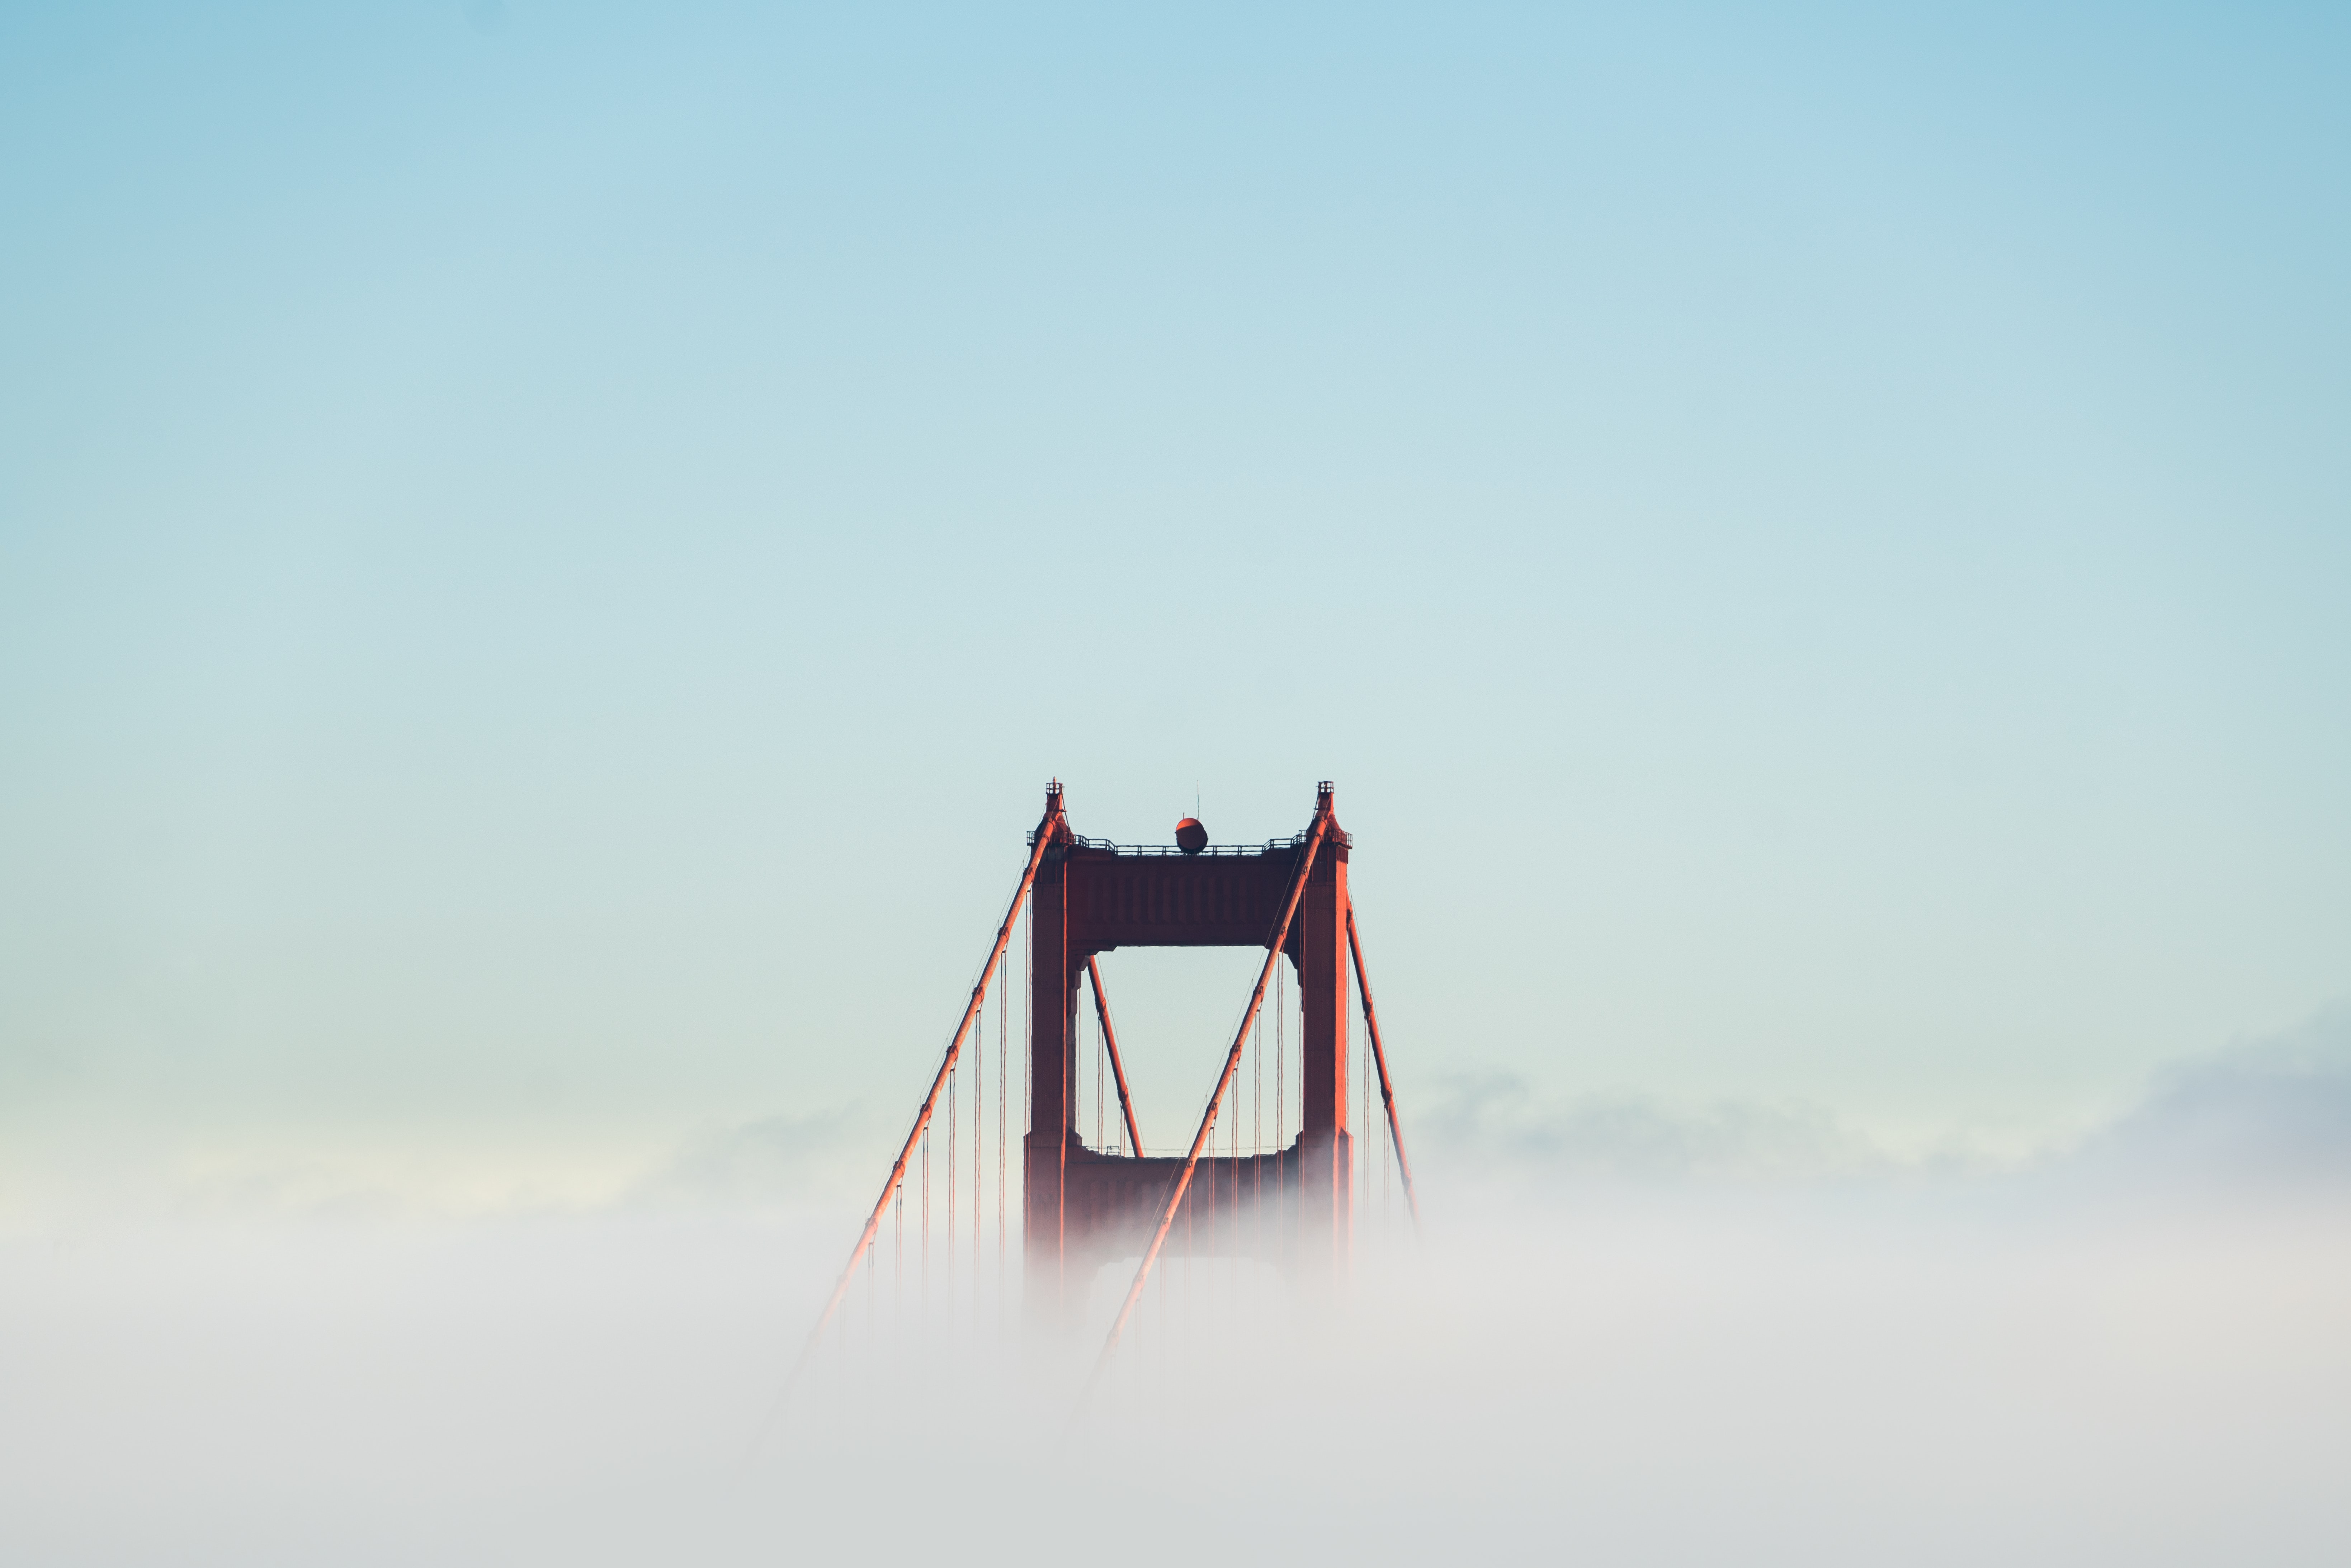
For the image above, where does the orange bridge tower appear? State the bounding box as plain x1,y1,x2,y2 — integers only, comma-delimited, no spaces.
1025,780,1354,1323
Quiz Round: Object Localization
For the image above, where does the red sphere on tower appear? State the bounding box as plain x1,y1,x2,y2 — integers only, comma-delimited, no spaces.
1174,817,1208,855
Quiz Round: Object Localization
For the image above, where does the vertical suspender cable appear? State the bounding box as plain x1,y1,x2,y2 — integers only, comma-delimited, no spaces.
1365,1002,1373,1212
1006,921,1015,1288
1274,964,1285,1248
1023,884,1033,1307
1023,896,1032,1176
1205,1077,1217,1262
1229,1043,1240,1296
946,1067,957,1306
1252,1011,1262,1156
973,983,984,1279
1251,1009,1263,1307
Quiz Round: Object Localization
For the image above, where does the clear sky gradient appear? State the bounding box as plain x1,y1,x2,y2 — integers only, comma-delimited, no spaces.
3,3,2346,1195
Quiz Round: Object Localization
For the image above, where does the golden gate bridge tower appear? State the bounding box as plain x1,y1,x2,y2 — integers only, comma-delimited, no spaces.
785,780,1417,1393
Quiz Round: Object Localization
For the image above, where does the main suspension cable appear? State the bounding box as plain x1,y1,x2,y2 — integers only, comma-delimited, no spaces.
1346,901,1420,1232
767,801,1057,1425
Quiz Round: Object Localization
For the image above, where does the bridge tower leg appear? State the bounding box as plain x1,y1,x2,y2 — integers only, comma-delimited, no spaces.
1295,798,1352,1281
1024,784,1076,1327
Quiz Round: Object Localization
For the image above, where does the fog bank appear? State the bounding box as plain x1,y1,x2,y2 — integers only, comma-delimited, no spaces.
6,1024,2350,1566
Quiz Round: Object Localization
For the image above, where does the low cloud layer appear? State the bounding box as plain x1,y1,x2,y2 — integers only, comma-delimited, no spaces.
1417,1072,1884,1185
2074,1005,2351,1189
1416,1005,2351,1201
5,1018,2350,1565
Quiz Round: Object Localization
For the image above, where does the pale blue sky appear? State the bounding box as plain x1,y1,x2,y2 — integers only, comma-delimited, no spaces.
3,3,2346,1183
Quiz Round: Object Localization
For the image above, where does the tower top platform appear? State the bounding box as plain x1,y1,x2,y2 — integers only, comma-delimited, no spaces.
1026,779,1351,858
